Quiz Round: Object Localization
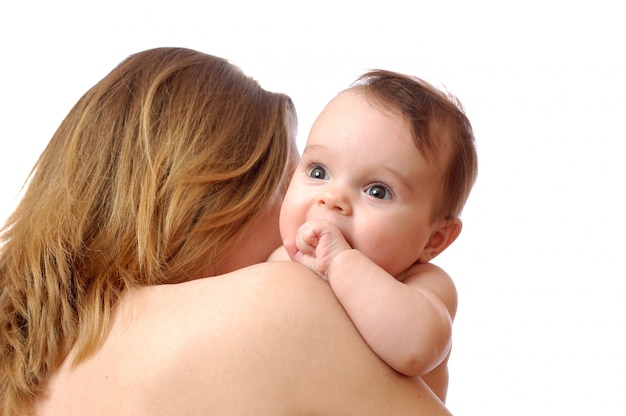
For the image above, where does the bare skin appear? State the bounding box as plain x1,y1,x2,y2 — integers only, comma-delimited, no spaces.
34,262,451,416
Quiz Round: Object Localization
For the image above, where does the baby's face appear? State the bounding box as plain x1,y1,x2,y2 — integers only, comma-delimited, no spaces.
279,90,442,276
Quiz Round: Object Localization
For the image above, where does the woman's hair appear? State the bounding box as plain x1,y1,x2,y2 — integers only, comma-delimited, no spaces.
0,47,296,414
351,70,477,221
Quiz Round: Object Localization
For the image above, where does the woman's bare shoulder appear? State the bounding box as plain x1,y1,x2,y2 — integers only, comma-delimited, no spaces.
125,262,451,415
169,262,451,415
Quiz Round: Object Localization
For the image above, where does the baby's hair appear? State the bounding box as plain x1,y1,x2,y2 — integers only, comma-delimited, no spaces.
350,70,477,220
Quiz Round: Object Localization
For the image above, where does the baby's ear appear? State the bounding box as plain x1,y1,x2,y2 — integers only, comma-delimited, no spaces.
417,217,462,263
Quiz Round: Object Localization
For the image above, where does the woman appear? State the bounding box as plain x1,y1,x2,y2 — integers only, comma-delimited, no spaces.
0,47,450,415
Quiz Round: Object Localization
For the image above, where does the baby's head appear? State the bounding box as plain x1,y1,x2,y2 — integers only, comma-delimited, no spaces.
280,70,477,272
349,70,477,222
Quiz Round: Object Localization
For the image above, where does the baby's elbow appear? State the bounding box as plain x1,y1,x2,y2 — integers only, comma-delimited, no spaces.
401,316,453,377
402,345,449,377
395,355,429,377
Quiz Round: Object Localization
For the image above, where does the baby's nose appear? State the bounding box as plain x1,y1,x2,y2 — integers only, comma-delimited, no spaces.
316,189,352,216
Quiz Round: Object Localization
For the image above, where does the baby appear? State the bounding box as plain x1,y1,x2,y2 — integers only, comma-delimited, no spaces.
270,70,477,401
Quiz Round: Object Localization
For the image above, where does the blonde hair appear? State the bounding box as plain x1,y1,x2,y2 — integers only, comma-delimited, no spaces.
352,70,477,221
0,47,296,415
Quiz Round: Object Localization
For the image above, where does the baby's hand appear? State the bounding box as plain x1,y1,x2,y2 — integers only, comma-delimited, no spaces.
284,220,351,279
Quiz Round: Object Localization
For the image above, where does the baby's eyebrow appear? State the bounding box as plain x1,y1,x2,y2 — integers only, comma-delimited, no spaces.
301,144,326,155
300,144,331,161
382,166,414,192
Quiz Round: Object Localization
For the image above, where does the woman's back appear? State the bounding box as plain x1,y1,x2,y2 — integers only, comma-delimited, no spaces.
35,262,450,415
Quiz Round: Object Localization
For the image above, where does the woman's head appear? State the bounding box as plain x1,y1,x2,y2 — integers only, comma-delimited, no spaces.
18,47,296,280
0,47,296,412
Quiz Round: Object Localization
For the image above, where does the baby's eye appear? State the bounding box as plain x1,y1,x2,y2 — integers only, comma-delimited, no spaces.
365,184,392,200
307,165,328,180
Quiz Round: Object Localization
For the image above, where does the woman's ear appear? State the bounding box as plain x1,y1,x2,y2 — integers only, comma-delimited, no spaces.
417,217,462,263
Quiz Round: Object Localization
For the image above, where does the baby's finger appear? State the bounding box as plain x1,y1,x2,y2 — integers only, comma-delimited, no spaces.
296,222,321,253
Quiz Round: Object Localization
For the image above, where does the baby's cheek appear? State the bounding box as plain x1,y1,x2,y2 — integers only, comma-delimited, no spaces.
278,204,295,242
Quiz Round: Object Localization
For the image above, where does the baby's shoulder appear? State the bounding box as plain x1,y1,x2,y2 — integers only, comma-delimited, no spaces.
402,262,458,317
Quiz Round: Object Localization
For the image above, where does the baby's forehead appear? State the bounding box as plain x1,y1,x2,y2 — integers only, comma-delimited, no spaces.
320,89,410,136
333,87,451,163
312,91,411,145
332,88,395,113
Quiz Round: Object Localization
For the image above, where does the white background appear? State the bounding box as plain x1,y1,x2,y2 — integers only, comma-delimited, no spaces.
1,1,625,414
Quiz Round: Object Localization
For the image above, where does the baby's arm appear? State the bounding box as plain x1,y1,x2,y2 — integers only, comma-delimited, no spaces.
327,252,456,377
287,220,457,377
